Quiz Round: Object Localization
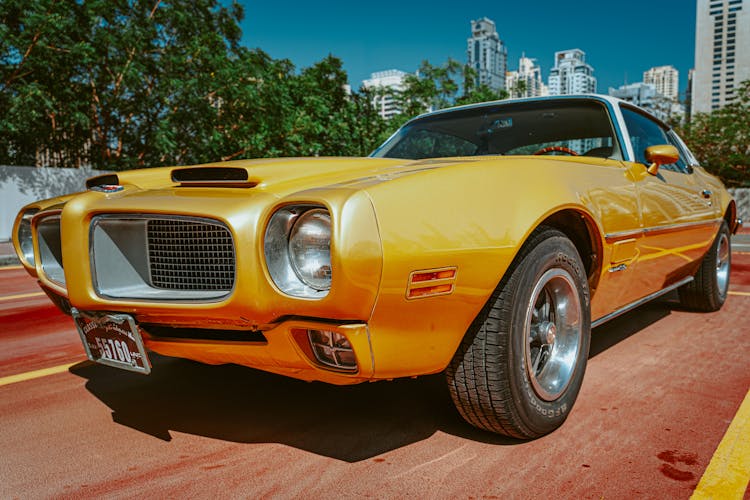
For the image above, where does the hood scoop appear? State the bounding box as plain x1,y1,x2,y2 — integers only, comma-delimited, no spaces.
171,167,258,188
86,173,120,189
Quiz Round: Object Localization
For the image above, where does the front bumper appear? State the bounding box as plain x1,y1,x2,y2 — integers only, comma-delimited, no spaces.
142,319,374,385
17,184,389,383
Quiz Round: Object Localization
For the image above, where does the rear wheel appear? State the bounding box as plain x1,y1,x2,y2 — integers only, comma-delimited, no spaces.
446,227,591,438
678,220,731,312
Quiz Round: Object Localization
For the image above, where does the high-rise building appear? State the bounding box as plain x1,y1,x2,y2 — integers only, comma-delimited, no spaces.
692,0,749,114
643,65,680,101
548,49,597,95
609,82,686,124
506,55,548,98
362,69,408,120
686,68,695,118
466,18,507,91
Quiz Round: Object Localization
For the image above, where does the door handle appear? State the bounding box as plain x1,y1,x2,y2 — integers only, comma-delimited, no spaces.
701,189,712,199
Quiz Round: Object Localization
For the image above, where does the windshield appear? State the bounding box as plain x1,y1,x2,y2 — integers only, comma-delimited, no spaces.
372,99,621,160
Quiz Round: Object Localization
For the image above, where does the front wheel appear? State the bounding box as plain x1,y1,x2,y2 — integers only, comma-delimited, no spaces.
446,227,591,439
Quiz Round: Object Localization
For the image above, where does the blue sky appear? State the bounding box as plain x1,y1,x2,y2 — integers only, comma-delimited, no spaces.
239,0,697,97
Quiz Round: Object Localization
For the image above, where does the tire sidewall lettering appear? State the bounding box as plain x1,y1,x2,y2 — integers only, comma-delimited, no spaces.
510,235,591,430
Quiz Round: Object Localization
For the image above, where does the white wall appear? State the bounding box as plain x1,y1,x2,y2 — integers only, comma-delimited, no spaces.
0,166,100,241
729,188,750,224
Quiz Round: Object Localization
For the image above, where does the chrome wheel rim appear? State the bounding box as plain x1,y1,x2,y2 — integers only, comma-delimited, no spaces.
524,268,582,401
716,233,730,298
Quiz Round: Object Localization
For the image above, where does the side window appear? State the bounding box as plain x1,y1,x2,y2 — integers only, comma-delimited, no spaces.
620,107,688,173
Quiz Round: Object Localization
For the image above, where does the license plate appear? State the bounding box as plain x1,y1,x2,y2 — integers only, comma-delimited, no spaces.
72,309,151,374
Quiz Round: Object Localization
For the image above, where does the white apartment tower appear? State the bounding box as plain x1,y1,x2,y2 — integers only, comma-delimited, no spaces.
692,0,749,113
609,82,686,123
548,49,597,95
467,18,507,91
362,69,408,120
643,65,680,101
506,55,548,98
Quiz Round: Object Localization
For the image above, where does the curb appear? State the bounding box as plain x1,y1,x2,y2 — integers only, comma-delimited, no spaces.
0,254,20,266
733,234,750,253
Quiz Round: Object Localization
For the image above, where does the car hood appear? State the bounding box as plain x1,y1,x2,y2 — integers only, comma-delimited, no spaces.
89,157,482,198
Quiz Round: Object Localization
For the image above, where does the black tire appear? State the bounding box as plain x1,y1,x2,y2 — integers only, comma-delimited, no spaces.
678,220,731,312
446,227,591,439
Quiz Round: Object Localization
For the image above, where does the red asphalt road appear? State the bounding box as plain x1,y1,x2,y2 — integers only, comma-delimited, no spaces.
1,258,749,499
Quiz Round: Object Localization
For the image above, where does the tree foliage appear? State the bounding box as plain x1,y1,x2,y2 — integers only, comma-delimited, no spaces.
0,0,391,169
1,2,515,170
681,80,750,187
389,59,508,128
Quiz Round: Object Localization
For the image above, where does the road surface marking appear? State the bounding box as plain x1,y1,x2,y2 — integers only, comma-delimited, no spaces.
0,362,80,387
0,265,23,271
691,389,750,499
728,291,750,297
0,291,46,302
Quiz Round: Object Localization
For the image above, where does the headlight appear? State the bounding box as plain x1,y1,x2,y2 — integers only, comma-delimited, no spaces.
264,206,332,298
288,209,331,290
17,209,39,267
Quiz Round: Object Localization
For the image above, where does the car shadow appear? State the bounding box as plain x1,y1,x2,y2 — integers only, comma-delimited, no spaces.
589,296,674,358
69,296,677,462
70,356,520,462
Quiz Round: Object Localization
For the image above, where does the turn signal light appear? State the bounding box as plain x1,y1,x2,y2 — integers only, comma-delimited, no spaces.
410,269,456,282
408,284,453,298
406,266,457,299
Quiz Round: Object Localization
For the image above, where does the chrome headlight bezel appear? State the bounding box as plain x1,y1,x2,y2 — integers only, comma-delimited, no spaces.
16,208,39,267
264,205,332,298
36,213,65,287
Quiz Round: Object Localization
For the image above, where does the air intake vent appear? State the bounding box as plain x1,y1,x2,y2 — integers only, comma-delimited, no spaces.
86,174,119,189
171,167,256,187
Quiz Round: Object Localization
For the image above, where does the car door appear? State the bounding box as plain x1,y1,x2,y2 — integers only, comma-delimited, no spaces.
619,105,720,296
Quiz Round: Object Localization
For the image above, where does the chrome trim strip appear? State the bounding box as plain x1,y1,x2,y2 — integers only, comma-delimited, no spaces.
605,218,723,242
33,211,66,290
365,324,375,377
604,228,643,241
591,276,693,329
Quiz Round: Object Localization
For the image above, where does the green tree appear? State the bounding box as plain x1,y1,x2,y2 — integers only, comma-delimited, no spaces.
458,63,509,104
681,80,750,187
343,85,393,156
0,2,391,168
508,79,527,99
0,0,254,169
392,59,508,125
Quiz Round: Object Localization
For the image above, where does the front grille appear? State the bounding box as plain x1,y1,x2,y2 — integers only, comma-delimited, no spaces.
147,219,235,291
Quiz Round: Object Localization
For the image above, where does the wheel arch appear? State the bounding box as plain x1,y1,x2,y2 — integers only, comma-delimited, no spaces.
724,200,739,234
537,209,604,294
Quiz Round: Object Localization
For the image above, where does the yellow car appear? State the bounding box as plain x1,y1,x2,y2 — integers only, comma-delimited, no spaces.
13,95,741,439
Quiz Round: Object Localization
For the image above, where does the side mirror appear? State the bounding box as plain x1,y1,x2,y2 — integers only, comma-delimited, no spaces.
644,145,680,175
